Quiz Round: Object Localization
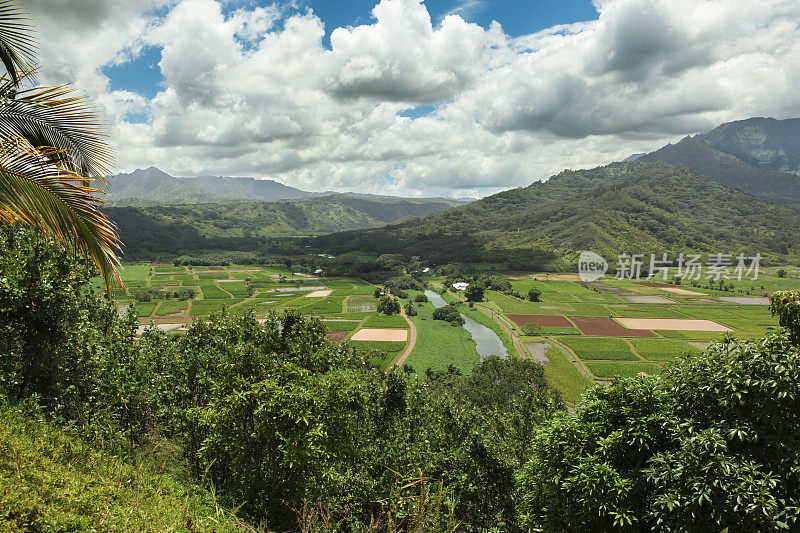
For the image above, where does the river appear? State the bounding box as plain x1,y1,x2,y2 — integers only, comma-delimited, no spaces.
424,290,508,360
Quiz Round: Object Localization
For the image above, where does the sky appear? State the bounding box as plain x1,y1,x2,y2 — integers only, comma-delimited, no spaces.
26,0,800,198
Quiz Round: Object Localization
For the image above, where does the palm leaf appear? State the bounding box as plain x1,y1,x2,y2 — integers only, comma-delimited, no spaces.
0,1,35,86
0,139,122,289
0,79,112,185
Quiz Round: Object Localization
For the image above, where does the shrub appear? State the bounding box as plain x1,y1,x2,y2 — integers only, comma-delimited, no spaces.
528,288,542,302
432,305,464,325
377,295,400,315
415,293,429,303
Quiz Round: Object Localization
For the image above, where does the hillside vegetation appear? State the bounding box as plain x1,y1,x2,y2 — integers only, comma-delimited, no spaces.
107,195,464,258
314,162,800,267
638,135,800,204
3,228,800,531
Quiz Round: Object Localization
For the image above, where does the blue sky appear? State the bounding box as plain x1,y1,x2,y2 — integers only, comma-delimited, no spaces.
104,0,599,101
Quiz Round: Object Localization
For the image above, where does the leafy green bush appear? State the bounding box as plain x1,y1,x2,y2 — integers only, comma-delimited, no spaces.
432,305,464,325
377,295,401,315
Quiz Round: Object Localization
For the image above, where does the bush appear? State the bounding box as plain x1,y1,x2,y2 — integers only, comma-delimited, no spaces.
432,305,464,325
404,302,417,316
415,293,429,303
377,295,400,315
528,288,542,302
465,282,485,302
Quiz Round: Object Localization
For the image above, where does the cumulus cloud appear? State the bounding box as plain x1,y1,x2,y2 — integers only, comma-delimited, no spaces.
26,0,800,197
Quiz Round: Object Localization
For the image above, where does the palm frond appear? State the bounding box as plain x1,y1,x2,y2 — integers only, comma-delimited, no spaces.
0,139,122,290
0,1,35,86
0,80,113,186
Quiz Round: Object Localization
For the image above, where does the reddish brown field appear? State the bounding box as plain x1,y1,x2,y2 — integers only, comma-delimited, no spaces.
208,266,224,270
325,331,347,341
568,316,657,337
508,314,572,327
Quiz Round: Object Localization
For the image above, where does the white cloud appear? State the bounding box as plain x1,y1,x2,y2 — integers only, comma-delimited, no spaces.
26,0,800,197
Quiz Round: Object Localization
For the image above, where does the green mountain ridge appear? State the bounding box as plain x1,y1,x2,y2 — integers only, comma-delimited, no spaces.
637,134,800,204
313,162,800,267
106,194,465,259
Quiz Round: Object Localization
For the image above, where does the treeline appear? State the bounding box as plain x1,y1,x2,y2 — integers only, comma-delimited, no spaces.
2,227,800,531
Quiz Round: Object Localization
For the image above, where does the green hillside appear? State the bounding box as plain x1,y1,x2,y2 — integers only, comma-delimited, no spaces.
313,162,800,266
703,117,800,175
107,194,464,258
638,135,800,204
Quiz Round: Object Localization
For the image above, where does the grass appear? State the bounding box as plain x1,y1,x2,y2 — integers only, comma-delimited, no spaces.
629,338,701,361
134,302,157,317
321,320,360,332
404,302,480,375
155,300,189,316
522,325,581,335
559,336,639,361
536,342,595,404
0,405,250,532
300,296,346,315
348,340,407,353
586,361,664,379
190,299,244,316
362,314,409,329
222,282,250,298
199,284,232,299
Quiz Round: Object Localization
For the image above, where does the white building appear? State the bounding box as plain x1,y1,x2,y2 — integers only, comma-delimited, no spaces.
452,282,469,291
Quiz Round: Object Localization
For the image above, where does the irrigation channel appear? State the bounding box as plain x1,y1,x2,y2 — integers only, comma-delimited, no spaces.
424,290,508,360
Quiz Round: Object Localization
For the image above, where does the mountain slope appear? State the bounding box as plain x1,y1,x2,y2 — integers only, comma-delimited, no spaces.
313,162,800,267
702,117,800,175
106,194,466,258
108,167,240,204
637,135,800,204
180,175,308,201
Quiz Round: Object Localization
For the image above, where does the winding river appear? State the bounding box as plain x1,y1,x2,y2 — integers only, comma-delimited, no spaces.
424,290,508,360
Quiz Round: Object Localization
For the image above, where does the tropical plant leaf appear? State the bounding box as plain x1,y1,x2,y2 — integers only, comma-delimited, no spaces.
0,139,121,289
0,78,113,185
0,1,35,86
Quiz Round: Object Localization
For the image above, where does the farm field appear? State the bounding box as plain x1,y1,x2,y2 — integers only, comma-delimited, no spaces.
104,263,793,403
438,270,791,403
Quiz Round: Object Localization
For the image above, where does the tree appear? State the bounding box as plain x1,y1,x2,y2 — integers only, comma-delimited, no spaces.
415,293,428,303
528,288,542,302
374,286,382,298
432,304,464,325
404,301,417,316
377,295,400,315
465,282,485,302
518,329,800,532
0,2,121,290
778,269,787,278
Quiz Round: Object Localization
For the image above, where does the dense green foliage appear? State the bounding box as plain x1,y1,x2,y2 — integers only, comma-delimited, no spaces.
377,295,401,315
432,304,465,325
314,162,800,265
106,194,464,259
4,229,800,531
518,331,800,531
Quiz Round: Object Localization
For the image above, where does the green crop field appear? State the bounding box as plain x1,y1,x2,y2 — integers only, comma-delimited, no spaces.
559,337,639,361
100,262,795,403
629,338,701,361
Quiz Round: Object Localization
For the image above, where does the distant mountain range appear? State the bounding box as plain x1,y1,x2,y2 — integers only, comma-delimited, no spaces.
312,117,800,267
107,166,470,206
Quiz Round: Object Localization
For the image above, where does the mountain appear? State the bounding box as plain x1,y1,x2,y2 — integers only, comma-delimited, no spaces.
636,135,800,204
107,167,469,209
622,153,646,162
106,194,466,258
702,117,800,175
178,175,308,201
108,167,240,205
313,161,800,268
